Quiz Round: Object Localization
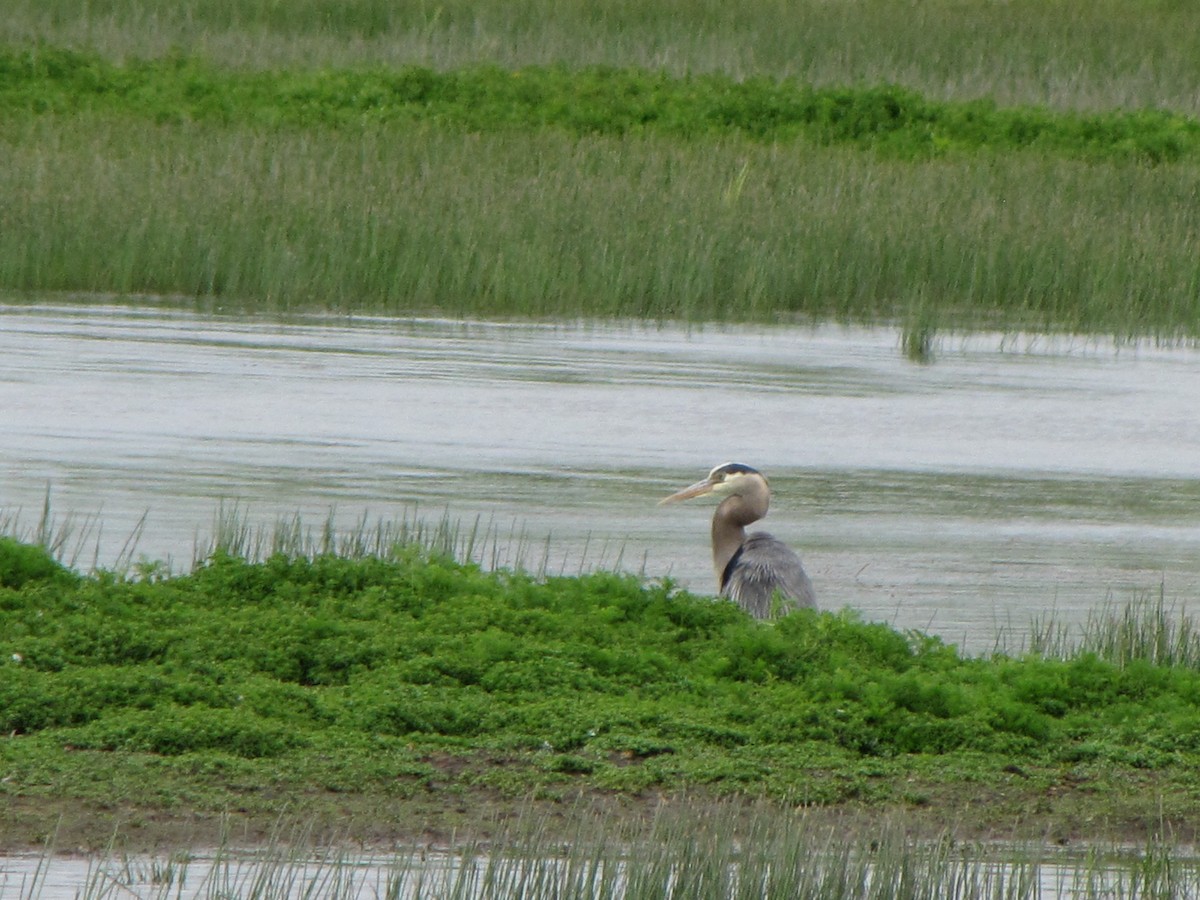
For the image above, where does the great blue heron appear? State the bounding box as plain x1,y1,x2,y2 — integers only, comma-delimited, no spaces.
660,462,817,618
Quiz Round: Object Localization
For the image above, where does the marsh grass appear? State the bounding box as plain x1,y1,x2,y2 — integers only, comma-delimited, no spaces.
28,802,1200,899
7,528,1200,768
198,502,578,579
4,117,1199,334
1,493,598,583
4,1,1200,338
1029,588,1200,670
4,0,1200,116
0,487,149,575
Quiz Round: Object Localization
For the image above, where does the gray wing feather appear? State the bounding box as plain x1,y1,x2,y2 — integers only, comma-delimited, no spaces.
721,531,817,619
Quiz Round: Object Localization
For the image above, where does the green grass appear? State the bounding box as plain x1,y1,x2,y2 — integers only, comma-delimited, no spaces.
1030,591,1200,670
6,48,1200,163
3,2,1200,341
3,114,1199,332
4,0,1200,117
5,535,1200,846
2,5,1200,338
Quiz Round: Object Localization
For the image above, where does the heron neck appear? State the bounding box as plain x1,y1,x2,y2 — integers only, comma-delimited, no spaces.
711,493,765,581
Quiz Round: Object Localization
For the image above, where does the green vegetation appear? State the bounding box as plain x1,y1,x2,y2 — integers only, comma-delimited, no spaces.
5,0,1200,118
1,2,1200,336
33,806,1200,900
4,115,1199,329
4,537,1200,848
5,48,1200,163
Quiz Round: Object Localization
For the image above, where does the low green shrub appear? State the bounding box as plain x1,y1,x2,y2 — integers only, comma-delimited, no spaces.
61,704,303,757
4,539,1200,786
4,47,1198,163
0,536,79,589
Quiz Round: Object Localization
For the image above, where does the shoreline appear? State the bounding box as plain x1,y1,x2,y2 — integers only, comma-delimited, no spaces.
5,779,1198,858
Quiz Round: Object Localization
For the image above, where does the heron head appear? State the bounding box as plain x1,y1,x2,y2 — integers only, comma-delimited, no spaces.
659,462,766,505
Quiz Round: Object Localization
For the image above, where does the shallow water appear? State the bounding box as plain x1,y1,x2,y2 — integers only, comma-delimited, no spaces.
4,302,1200,650
3,843,1192,900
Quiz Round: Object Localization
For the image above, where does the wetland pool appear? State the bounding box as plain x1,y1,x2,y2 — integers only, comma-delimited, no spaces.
3,302,1200,652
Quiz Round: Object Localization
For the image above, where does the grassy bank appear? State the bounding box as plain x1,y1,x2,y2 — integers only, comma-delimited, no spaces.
4,536,1200,849
4,115,1199,331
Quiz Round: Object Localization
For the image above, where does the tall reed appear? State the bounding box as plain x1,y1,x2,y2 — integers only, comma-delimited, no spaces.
4,117,1199,335
50,802,1200,899
1030,588,1200,669
0,486,145,573
198,502,555,575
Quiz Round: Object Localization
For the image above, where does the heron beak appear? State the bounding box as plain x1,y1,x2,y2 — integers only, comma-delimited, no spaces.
658,477,718,505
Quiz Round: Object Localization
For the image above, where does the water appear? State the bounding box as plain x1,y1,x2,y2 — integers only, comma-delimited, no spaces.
4,302,1200,651
0,849,446,900
4,843,1194,900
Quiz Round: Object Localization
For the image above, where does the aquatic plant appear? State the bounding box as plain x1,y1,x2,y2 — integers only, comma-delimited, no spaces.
19,801,1200,899
1030,589,1200,671
0,537,78,590
3,116,1199,336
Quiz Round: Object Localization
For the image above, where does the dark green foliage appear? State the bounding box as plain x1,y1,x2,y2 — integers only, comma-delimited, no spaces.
0,536,79,589
62,705,302,757
4,539,1200,795
4,46,1199,163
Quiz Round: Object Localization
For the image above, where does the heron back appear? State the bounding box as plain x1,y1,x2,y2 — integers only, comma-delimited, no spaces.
720,531,817,619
